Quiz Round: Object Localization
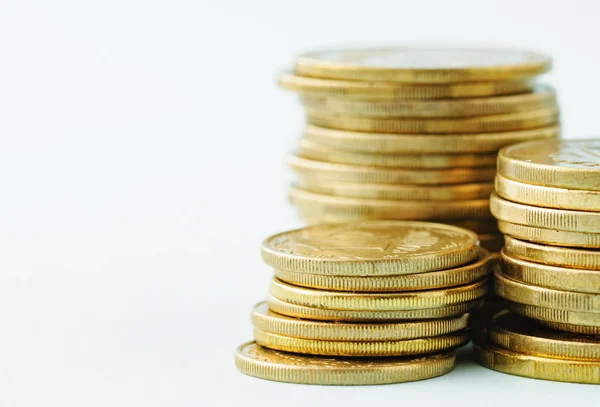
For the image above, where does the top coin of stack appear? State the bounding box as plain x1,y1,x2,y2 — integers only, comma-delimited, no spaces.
278,47,560,253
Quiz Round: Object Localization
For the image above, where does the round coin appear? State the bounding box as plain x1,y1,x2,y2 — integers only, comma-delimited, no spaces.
289,155,496,185
498,220,600,248
251,302,469,340
273,249,491,292
489,310,600,361
254,329,469,357
498,139,600,191
296,177,494,201
278,72,534,99
494,271,600,313
474,341,600,384
508,302,600,329
490,192,600,233
235,341,456,385
261,220,479,276
504,236,600,270
267,295,484,322
299,85,556,118
304,107,558,134
304,124,560,154
496,175,600,212
540,321,600,336
270,278,488,311
501,250,600,293
294,48,551,83
296,138,498,168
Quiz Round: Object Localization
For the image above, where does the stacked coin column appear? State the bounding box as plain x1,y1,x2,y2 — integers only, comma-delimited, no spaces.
474,139,600,384
235,221,492,385
278,48,560,253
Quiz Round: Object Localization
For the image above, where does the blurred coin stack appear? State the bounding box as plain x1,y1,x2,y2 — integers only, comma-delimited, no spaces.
235,221,492,385
278,48,561,253
474,139,600,383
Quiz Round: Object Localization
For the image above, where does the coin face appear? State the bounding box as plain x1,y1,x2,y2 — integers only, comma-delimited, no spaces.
261,220,478,275
498,139,600,190
295,48,551,83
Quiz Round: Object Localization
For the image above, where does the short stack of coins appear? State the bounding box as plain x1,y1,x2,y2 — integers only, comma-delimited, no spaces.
235,220,492,385
474,138,600,384
278,47,561,253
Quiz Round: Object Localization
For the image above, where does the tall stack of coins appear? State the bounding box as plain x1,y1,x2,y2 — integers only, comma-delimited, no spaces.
278,48,560,253
235,221,492,385
474,139,600,384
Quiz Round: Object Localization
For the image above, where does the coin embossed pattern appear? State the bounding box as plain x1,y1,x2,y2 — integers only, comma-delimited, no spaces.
236,221,490,385
278,47,558,245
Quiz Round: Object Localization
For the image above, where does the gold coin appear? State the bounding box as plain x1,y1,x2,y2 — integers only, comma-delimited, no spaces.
474,341,600,384
498,220,600,248
267,295,484,322
540,321,600,336
251,301,469,340
508,302,600,328
290,188,491,221
261,220,478,276
496,175,600,212
296,138,498,168
498,139,600,191
289,156,496,185
490,192,600,233
494,271,600,313
299,85,556,118
270,278,488,311
273,249,492,292
278,72,534,99
504,236,600,270
479,234,504,253
502,250,600,293
305,107,558,134
296,177,494,201
489,310,600,361
293,48,551,83
235,341,456,385
304,124,560,154
254,329,469,357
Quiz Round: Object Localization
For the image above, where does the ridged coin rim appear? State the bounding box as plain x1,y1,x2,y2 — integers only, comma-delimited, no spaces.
498,220,600,248
508,301,600,328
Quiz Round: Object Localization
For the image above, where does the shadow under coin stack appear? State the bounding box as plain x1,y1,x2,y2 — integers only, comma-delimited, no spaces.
278,47,561,254
235,221,492,385
475,139,600,384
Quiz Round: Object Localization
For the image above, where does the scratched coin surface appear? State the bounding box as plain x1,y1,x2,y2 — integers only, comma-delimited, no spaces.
234,341,456,385
293,48,551,83
261,220,478,276
498,139,600,191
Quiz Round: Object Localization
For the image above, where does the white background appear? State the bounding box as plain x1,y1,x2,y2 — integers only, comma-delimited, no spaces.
0,0,599,405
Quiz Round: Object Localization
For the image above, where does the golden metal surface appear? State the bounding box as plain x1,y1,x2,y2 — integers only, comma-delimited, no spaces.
278,72,534,99
273,249,491,292
251,302,469,340
299,85,556,118
490,192,600,233
540,321,600,336
304,124,560,154
496,175,600,212
235,341,456,385
296,138,498,168
498,139,600,191
261,220,478,276
254,329,469,357
267,296,483,322
498,220,600,248
504,236,600,270
293,48,551,83
270,278,488,311
305,107,558,134
508,302,600,328
289,155,496,185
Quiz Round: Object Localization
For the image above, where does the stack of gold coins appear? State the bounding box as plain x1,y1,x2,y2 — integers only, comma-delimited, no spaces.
235,220,492,385
473,139,600,383
278,47,560,254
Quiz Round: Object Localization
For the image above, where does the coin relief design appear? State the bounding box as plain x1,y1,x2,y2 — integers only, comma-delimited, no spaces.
549,143,600,168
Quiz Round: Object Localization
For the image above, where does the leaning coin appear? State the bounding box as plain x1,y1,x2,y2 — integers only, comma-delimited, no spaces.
498,220,600,248
504,236,600,270
508,302,600,329
235,341,456,385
